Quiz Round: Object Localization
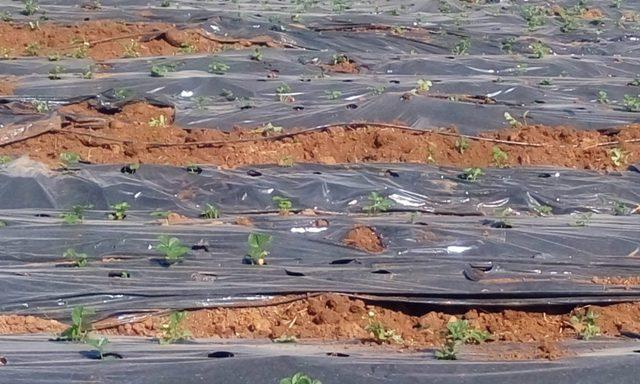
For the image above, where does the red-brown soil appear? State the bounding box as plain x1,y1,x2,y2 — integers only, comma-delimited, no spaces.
343,226,385,253
0,315,65,334
592,276,640,288
0,21,277,61
0,77,16,95
94,294,640,351
0,101,639,170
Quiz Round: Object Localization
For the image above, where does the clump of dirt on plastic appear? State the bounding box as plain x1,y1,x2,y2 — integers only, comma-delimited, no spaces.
0,315,65,334
343,226,385,253
0,21,277,61
1,101,640,171
592,276,640,288
0,77,16,95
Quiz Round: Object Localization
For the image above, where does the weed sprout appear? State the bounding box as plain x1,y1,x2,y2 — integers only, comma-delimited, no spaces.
149,115,168,127
454,137,469,154
570,309,600,340
491,146,508,167
365,311,403,344
159,311,191,344
59,151,80,169
435,319,490,360
609,148,629,166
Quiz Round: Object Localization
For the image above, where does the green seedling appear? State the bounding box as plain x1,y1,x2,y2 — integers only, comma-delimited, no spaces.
570,309,600,340
272,335,297,343
63,248,88,267
273,196,293,214
108,202,129,220
150,64,174,77
368,85,386,96
609,148,629,166
71,41,89,59
24,42,40,56
250,48,263,61
61,204,92,224
122,40,140,58
559,11,580,33
114,88,132,99
59,306,94,342
81,68,93,79
362,192,392,215
32,100,49,113
48,65,65,80
491,146,508,167
149,115,168,127
459,167,484,182
200,203,220,219
530,41,550,58
22,0,39,15
570,212,592,227
612,201,630,216
325,90,342,100
48,53,61,61
455,137,469,154
86,337,109,359
159,311,191,344
253,122,283,135
276,83,293,102
622,95,640,112
597,90,609,104
246,232,272,265
209,61,230,74
365,311,403,344
532,205,553,216
331,53,348,65
451,37,470,55
504,112,522,127
150,210,173,219
415,78,432,93
280,372,322,384
178,43,196,54
156,235,189,264
435,319,490,360
521,5,546,30
59,151,80,169
0,155,12,165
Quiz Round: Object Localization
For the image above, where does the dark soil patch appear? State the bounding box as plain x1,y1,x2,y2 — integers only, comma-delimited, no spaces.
343,226,385,253
1,101,639,170
0,21,277,61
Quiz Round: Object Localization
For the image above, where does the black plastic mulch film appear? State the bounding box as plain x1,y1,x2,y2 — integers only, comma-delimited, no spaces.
0,0,640,383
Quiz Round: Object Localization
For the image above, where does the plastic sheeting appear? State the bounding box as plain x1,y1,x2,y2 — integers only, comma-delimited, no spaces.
1,0,640,132
0,162,639,318
0,336,639,384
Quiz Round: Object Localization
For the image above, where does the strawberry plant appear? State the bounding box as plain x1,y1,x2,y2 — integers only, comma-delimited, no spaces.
64,248,88,267
61,204,92,224
108,202,129,220
280,373,321,384
273,196,292,214
209,61,230,74
362,192,392,215
159,311,191,344
451,37,470,55
156,235,189,265
86,337,109,359
570,212,592,227
200,203,220,219
459,167,484,182
532,205,553,216
22,0,39,15
59,306,94,342
250,48,263,61
48,65,65,80
150,64,175,77
246,232,272,265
